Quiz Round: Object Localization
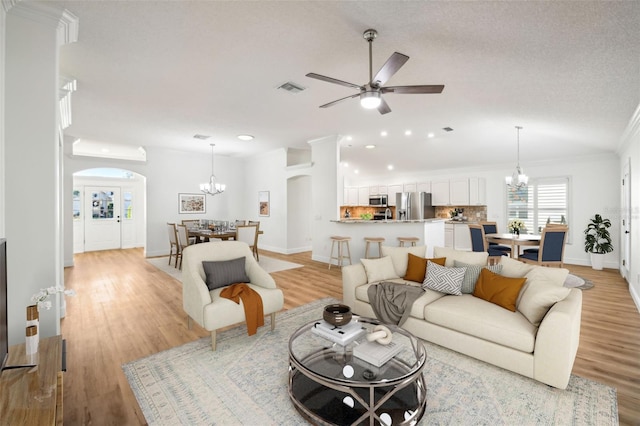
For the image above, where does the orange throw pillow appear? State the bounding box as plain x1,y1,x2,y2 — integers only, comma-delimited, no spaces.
473,268,526,312
403,253,446,282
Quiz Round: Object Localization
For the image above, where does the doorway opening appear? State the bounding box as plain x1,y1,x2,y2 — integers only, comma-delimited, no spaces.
73,168,146,253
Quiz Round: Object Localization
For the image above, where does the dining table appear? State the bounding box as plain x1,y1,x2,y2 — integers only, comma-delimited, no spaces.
188,228,263,243
485,233,541,258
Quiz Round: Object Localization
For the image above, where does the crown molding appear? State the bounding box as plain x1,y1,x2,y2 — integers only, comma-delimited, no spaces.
5,1,78,46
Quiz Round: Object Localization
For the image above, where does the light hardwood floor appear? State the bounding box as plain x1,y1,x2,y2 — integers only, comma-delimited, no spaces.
62,248,640,425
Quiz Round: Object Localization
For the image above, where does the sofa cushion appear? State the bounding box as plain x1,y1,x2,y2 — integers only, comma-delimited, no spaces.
433,246,488,267
517,269,571,326
380,245,427,277
403,254,446,282
498,256,535,277
202,257,250,290
425,294,537,353
361,256,399,283
423,261,466,295
473,268,526,312
453,260,504,294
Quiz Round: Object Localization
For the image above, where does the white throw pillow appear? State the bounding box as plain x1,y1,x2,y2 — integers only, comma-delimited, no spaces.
380,245,427,277
517,271,571,326
422,261,465,295
433,246,488,267
361,256,399,283
498,256,535,278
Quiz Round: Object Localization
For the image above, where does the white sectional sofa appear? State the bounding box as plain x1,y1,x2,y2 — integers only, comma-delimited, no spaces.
342,245,582,389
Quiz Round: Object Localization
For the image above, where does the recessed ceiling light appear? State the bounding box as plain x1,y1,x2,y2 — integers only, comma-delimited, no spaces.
354,169,359,174
404,130,412,136
380,131,388,137
427,132,435,138
387,165,394,171
101,148,110,153
237,134,254,141
365,144,376,149
346,136,353,141
343,162,349,167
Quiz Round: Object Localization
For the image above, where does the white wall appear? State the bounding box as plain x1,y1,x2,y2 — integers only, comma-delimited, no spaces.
345,154,621,268
618,105,640,311
287,175,312,253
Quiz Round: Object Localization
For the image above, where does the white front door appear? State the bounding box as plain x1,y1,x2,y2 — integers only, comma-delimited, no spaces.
84,187,122,251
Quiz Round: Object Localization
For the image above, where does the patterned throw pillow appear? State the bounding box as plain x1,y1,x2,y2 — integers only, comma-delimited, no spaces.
202,257,250,290
422,261,466,295
453,260,504,294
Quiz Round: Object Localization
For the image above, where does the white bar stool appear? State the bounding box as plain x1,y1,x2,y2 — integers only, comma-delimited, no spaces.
329,236,352,270
397,236,419,247
364,237,385,259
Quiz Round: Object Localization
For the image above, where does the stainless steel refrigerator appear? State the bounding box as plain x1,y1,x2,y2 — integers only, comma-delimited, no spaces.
396,192,436,220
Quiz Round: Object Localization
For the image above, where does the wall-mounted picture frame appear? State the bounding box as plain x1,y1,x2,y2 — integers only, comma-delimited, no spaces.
179,193,206,214
259,191,270,217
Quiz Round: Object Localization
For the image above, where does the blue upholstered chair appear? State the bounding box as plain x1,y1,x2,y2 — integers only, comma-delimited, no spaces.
519,226,568,267
469,224,508,264
480,221,512,255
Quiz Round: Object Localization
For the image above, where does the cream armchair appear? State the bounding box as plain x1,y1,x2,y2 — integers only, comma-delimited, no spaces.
182,241,284,350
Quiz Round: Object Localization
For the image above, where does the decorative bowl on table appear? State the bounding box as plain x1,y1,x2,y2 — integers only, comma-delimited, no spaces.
323,304,352,326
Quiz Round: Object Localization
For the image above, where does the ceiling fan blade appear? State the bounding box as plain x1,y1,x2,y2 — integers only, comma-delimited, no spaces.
382,85,445,94
319,93,361,109
377,97,391,115
306,73,362,90
372,52,409,86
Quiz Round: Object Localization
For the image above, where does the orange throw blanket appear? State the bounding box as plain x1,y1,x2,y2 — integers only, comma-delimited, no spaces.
220,283,264,336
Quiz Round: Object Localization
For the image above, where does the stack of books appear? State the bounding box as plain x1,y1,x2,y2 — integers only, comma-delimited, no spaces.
353,340,402,367
310,320,366,346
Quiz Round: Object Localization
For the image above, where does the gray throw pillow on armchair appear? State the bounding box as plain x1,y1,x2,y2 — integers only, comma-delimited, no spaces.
202,257,250,290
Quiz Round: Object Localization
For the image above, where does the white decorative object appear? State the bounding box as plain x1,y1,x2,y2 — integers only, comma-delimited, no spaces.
366,324,393,345
505,126,528,189
31,286,76,310
25,325,38,355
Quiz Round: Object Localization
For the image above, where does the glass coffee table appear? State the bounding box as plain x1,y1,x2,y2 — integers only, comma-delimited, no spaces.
288,316,427,426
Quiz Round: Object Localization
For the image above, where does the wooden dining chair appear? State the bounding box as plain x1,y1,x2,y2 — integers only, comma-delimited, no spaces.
167,223,179,267
236,224,259,261
479,221,512,255
175,224,192,269
469,224,508,265
248,220,260,231
519,225,568,267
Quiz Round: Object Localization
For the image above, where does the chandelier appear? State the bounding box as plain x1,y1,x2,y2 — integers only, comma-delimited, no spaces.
505,126,528,189
200,143,226,196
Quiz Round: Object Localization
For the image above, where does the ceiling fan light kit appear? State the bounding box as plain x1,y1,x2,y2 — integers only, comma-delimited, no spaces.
307,29,444,115
506,126,529,189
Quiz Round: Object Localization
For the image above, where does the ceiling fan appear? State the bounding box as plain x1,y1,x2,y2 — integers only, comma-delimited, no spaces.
306,29,444,115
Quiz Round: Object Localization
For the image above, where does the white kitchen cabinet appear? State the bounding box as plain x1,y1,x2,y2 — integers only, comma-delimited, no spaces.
431,180,450,206
403,182,417,193
387,184,402,206
417,182,431,193
453,223,471,250
445,223,454,247
369,185,388,195
343,187,358,205
358,186,370,206
450,178,470,205
469,177,486,205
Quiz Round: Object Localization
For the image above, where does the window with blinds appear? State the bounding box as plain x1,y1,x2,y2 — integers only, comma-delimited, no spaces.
507,177,570,237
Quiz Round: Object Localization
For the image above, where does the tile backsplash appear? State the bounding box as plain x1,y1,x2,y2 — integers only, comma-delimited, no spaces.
435,206,487,221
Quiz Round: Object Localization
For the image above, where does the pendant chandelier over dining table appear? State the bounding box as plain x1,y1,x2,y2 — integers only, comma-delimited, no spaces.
200,143,226,196
505,126,528,189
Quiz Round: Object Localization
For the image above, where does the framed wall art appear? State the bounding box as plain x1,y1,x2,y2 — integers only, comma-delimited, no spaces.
259,191,270,217
178,193,206,214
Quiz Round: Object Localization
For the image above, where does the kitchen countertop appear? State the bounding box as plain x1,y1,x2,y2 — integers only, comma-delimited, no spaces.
445,220,480,224
332,218,446,223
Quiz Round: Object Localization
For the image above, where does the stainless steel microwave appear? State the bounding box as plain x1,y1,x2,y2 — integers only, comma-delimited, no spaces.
369,195,388,206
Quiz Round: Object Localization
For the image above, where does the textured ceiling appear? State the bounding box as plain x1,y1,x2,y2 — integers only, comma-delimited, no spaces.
51,1,640,178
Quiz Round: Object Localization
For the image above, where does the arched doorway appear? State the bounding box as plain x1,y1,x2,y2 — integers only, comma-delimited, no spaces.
73,168,146,253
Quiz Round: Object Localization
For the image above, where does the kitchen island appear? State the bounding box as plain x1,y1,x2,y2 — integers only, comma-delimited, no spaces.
329,218,446,260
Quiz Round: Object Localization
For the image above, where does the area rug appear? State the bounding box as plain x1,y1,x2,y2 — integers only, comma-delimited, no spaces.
146,255,303,281
564,274,595,290
123,298,617,425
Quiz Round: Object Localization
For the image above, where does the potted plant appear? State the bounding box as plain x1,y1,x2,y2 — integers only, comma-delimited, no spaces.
584,214,613,270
